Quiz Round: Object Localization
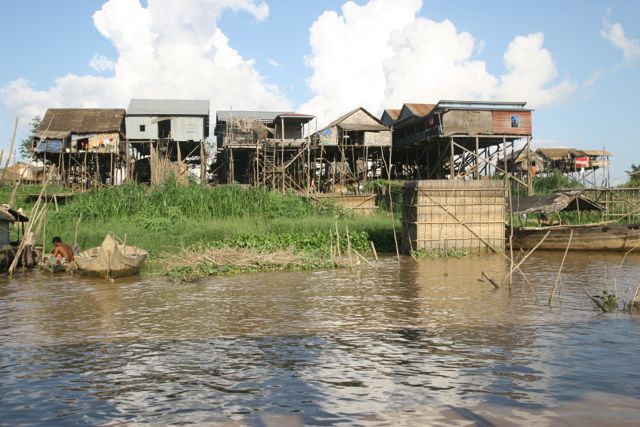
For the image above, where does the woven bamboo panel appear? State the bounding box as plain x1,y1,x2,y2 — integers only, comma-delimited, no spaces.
402,180,506,254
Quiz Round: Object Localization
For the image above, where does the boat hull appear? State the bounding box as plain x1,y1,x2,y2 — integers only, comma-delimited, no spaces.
509,224,640,251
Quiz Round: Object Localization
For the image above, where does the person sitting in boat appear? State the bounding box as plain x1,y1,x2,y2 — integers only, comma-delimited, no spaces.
52,236,74,262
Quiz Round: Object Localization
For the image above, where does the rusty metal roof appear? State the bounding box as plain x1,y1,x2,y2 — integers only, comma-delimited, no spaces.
382,109,401,120
404,103,436,116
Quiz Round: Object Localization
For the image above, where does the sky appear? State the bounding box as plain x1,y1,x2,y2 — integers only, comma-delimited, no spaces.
0,0,638,181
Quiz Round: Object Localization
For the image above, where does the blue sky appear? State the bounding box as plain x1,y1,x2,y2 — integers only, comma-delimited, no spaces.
0,0,638,180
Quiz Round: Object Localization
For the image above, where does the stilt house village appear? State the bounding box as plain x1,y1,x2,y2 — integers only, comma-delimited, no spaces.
3,95,635,277
15,98,611,192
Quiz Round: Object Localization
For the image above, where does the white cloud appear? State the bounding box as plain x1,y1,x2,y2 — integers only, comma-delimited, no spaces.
1,0,290,125
89,54,116,72
302,0,575,126
267,58,281,67
601,20,640,62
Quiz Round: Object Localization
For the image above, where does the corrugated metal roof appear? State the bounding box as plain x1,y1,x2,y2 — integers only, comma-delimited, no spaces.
216,110,292,122
36,108,125,139
275,113,315,122
128,99,209,115
436,100,530,111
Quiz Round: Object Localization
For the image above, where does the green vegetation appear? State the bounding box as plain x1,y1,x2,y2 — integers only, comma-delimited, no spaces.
623,164,640,187
19,116,41,160
4,179,398,280
532,170,583,195
363,179,404,214
597,290,620,312
410,247,468,259
0,183,66,211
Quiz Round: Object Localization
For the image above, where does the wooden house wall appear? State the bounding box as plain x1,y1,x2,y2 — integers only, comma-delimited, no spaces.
341,109,381,128
275,124,303,140
126,116,158,140
492,111,532,135
380,112,396,127
172,116,205,142
402,180,505,254
84,132,120,153
364,130,391,146
441,110,493,135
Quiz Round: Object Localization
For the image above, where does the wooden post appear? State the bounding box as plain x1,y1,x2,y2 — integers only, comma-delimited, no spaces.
200,141,206,183
281,117,285,193
449,137,455,179
502,136,507,179
526,136,533,196
475,135,479,180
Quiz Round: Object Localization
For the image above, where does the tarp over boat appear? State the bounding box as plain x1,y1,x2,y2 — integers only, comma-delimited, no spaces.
75,233,147,279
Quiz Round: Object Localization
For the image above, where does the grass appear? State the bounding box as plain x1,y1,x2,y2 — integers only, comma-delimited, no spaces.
411,248,468,258
4,179,399,279
0,183,67,210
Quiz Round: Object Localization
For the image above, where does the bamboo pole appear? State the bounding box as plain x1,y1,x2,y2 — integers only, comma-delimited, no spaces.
73,213,83,248
334,222,341,257
500,230,551,285
353,249,376,270
548,229,573,306
345,225,353,270
370,241,379,262
613,241,640,297
1,117,18,181
380,148,400,260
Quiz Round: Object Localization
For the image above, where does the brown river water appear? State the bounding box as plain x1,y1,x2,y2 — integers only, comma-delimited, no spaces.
1,252,639,426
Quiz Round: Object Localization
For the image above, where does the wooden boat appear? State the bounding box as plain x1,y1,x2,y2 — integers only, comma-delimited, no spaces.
75,233,147,279
509,223,640,251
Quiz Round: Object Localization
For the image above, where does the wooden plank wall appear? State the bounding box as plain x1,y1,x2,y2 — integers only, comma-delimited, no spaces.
492,111,532,135
442,110,492,135
402,180,506,254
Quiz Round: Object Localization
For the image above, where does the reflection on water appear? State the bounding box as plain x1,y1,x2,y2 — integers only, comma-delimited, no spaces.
1,252,639,426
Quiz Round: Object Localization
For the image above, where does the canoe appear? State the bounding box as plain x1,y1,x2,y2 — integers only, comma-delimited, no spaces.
509,223,640,252
75,233,147,279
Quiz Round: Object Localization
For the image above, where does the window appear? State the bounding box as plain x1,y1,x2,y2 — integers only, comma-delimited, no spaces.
511,114,520,128
139,124,146,132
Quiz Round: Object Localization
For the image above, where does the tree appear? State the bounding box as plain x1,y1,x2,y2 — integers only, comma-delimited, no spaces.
629,163,640,186
19,116,41,160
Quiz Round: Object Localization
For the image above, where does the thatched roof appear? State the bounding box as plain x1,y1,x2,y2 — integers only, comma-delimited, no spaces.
583,149,614,157
510,191,603,215
536,147,587,161
37,108,125,139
